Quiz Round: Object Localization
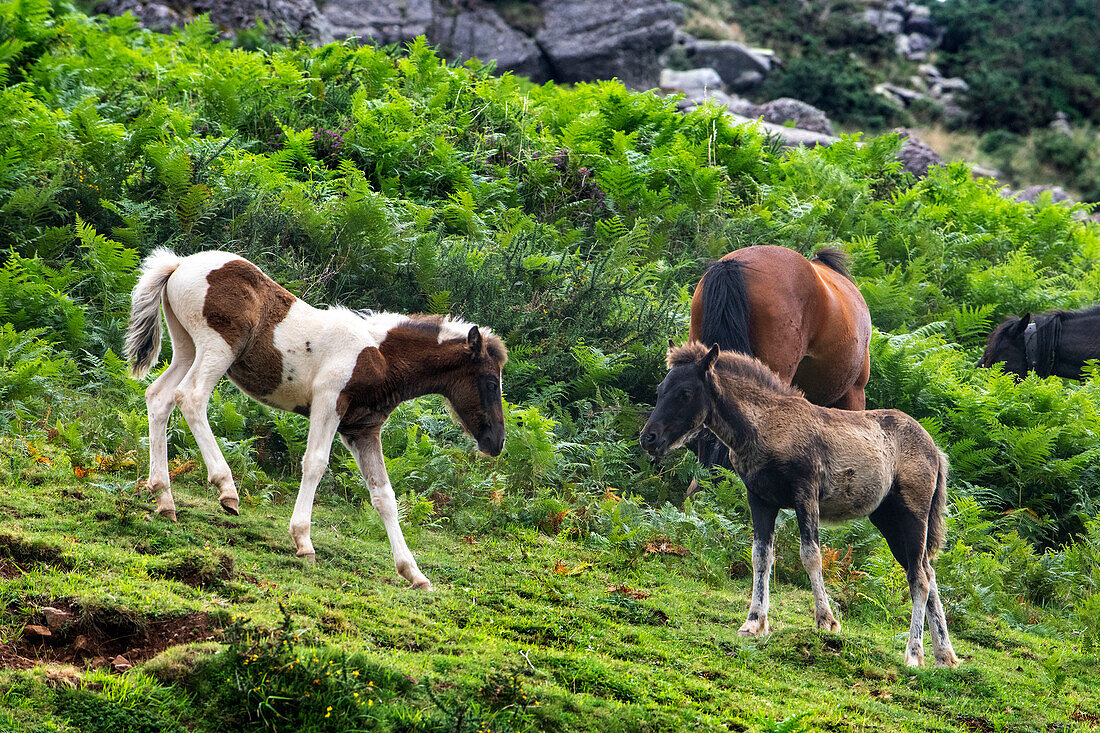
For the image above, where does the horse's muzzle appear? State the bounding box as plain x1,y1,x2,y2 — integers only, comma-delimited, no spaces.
478,427,505,457
640,429,668,457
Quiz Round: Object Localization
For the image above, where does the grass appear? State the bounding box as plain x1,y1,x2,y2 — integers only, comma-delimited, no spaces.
2,474,1099,732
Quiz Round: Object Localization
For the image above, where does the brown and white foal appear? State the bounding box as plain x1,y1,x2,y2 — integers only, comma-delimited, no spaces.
125,249,507,589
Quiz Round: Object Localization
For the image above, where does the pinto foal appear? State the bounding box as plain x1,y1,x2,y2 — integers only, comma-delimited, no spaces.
641,343,959,667
125,249,507,589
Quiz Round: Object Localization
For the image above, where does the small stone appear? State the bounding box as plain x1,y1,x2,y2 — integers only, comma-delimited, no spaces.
23,624,51,639
112,654,133,671
42,607,73,632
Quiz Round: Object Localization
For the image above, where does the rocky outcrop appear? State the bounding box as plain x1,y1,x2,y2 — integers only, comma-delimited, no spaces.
535,0,683,88
681,39,776,92
322,0,431,45
96,0,684,89
431,7,547,80
659,68,724,94
752,98,834,136
893,128,944,177
95,0,333,40
858,0,941,61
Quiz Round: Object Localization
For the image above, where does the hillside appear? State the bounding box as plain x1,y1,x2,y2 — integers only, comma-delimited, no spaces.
2,1,1100,731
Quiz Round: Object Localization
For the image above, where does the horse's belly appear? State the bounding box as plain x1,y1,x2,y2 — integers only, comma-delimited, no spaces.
819,469,890,522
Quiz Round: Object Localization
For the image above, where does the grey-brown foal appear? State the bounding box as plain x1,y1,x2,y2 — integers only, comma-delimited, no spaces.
641,343,959,667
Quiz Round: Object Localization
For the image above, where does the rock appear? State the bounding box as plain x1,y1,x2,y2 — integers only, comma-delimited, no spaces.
536,0,684,89
684,40,773,91
42,607,73,633
893,128,944,177
750,97,835,135
862,8,904,35
112,654,133,672
73,635,92,652
896,32,934,61
935,77,970,94
1012,185,1073,204
970,165,1004,181
23,624,52,639
95,0,333,42
659,68,725,93
875,83,926,107
321,0,432,45
1049,112,1072,136
918,63,942,80
431,7,547,80
677,88,756,116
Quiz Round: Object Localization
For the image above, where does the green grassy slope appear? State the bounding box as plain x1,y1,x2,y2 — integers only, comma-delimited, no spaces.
3,477,1098,733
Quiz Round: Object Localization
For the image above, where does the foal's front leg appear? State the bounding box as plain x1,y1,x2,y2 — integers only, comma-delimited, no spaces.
794,501,841,632
342,429,431,590
739,495,779,637
288,397,341,563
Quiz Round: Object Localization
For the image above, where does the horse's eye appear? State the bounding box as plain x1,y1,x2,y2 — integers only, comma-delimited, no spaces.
679,388,693,399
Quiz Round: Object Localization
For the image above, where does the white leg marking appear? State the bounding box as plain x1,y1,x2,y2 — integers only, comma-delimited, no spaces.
343,432,431,589
801,543,841,632
905,565,930,667
925,564,960,667
739,536,774,637
145,302,194,522
173,341,239,514
288,398,341,562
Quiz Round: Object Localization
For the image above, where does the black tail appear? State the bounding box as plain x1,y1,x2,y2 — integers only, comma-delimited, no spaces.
698,259,753,355
692,259,753,475
811,247,853,282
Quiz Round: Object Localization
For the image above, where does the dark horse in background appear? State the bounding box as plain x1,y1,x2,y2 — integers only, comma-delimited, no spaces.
979,306,1100,380
686,245,872,484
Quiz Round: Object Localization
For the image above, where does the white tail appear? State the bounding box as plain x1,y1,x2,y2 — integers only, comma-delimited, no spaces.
125,248,181,378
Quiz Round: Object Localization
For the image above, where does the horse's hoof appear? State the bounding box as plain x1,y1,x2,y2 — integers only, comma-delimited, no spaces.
817,617,841,633
297,551,316,564
737,620,768,637
904,652,924,667
411,577,433,591
934,654,960,668
158,508,178,523
220,497,239,516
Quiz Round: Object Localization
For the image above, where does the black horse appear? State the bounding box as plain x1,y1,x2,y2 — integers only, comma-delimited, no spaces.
979,306,1100,380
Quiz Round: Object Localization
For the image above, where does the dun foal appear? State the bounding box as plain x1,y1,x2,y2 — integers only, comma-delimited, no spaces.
641,343,959,667
125,249,508,589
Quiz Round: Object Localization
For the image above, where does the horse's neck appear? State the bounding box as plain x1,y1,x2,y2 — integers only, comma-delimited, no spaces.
1054,310,1100,378
705,386,768,456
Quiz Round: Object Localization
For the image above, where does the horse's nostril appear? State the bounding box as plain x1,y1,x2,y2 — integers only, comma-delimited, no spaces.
641,431,656,447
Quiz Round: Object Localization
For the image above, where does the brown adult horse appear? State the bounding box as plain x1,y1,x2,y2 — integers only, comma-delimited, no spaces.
686,245,871,475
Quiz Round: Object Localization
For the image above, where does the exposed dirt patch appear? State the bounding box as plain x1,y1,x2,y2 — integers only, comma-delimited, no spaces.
0,559,24,579
0,600,221,672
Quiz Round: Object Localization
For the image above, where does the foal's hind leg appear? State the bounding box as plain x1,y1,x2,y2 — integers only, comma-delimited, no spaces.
173,341,240,515
924,558,960,666
869,496,931,666
794,501,841,632
144,303,194,522
739,494,779,636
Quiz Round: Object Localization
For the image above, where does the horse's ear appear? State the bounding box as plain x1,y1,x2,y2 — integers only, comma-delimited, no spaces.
1015,313,1032,333
701,343,720,371
668,338,675,349
467,326,484,356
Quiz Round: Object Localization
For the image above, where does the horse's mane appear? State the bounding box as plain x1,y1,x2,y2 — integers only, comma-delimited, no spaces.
352,310,508,364
667,343,801,397
811,247,853,282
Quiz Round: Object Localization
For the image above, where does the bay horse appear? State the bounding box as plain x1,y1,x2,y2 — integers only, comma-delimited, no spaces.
979,306,1100,380
125,249,507,590
687,245,871,482
641,343,959,667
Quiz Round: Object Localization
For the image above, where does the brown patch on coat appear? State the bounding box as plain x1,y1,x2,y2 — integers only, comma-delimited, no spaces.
203,260,296,396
